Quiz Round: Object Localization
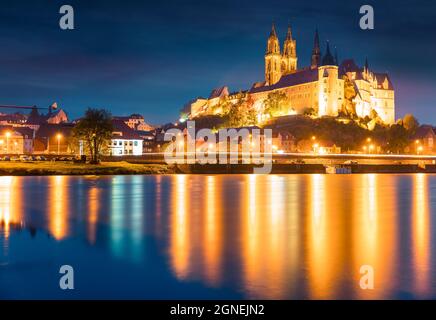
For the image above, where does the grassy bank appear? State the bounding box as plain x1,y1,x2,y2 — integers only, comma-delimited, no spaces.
0,161,175,176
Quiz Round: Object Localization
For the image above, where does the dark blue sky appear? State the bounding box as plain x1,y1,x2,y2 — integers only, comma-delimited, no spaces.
0,0,434,125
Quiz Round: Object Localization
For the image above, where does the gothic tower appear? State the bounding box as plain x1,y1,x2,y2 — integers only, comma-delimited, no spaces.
318,41,339,117
282,25,297,74
265,24,282,85
311,29,321,68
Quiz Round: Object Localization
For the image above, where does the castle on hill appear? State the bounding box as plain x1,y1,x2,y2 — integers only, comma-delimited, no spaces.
184,24,395,125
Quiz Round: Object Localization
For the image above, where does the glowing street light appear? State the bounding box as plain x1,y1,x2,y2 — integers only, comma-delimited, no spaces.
56,133,62,155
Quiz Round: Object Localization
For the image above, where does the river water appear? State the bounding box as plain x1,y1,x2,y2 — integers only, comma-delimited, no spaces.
1,174,436,299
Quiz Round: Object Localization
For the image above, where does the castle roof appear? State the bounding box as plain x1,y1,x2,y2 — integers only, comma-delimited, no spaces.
209,86,229,99
250,68,318,93
321,42,336,66
339,59,361,74
373,72,394,90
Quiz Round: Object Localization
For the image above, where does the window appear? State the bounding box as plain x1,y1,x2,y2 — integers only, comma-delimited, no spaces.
134,141,138,147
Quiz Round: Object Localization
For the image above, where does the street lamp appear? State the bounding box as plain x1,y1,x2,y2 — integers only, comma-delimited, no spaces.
56,133,62,155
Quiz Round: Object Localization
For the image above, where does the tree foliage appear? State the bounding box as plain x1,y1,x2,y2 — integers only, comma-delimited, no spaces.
402,114,419,134
341,76,357,118
72,108,113,164
224,98,257,128
263,91,293,117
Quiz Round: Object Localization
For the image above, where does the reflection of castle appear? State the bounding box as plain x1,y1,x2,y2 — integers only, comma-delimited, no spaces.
186,24,395,124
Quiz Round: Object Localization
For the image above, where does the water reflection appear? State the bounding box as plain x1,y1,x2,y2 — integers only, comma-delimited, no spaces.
412,174,431,296
170,175,191,279
1,174,436,299
48,176,69,240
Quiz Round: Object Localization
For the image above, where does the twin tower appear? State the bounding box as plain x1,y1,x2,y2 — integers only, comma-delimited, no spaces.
265,24,321,86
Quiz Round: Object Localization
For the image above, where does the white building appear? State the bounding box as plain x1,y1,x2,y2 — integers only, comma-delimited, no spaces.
110,120,143,156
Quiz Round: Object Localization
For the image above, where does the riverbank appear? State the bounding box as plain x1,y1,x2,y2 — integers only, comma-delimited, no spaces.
0,161,436,175
0,161,175,176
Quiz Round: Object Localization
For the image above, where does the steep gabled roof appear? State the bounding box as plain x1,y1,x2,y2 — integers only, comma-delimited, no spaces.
112,119,142,140
209,86,229,99
35,123,74,138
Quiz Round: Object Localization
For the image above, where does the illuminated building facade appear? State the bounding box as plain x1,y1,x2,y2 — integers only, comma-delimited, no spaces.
186,24,395,125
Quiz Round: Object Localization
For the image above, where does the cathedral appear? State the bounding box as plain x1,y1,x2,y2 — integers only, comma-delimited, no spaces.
185,24,395,125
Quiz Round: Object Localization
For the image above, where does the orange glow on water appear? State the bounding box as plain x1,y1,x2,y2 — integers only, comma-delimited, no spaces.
170,175,191,279
48,176,69,240
87,185,100,244
203,175,222,286
412,174,430,296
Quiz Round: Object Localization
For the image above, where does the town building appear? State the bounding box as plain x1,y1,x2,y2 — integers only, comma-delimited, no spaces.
0,126,34,154
271,130,297,153
137,130,156,153
412,125,436,154
34,123,75,154
114,114,153,131
110,120,143,156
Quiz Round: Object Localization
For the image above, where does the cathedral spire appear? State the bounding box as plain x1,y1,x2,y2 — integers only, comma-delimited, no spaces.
311,29,321,68
270,23,277,38
282,23,297,74
365,57,369,71
265,23,282,85
286,24,292,40
266,22,280,54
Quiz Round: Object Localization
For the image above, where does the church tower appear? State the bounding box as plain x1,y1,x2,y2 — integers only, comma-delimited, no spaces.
281,25,297,74
311,29,321,68
265,24,282,86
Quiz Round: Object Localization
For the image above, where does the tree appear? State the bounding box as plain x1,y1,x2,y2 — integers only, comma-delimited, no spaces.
402,114,419,134
341,75,357,118
72,108,113,164
263,91,292,117
387,124,409,154
224,98,257,128
303,107,317,117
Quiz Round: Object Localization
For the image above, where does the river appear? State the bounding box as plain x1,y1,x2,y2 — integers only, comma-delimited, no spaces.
0,174,435,299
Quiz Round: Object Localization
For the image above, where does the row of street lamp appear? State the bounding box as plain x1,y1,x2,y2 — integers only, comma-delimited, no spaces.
0,131,63,155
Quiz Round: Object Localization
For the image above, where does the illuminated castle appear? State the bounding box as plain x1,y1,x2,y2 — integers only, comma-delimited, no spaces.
186,24,395,125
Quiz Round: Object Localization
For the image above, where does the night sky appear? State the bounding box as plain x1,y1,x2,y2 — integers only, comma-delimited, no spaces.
0,0,434,125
